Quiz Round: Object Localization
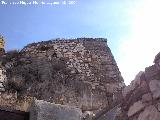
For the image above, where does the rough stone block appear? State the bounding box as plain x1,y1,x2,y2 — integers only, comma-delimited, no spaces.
0,87,5,92
145,65,160,80
0,83,4,88
28,100,82,120
154,52,160,65
149,80,160,99
128,101,144,117
134,71,144,83
157,102,160,111
142,93,152,103
138,105,160,120
105,83,124,94
122,72,144,98
9,38,124,111
122,83,136,98
139,80,148,93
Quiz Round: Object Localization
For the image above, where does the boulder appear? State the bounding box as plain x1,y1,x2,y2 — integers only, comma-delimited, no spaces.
122,83,136,98
145,65,160,80
157,102,160,111
138,105,160,120
142,93,152,103
128,101,144,117
149,80,160,99
122,72,142,98
154,52,160,65
28,100,82,120
134,71,144,84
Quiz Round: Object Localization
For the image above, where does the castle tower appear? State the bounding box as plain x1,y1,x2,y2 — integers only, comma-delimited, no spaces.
0,35,5,55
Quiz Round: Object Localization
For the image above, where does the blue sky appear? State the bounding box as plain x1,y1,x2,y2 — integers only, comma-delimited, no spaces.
0,0,130,51
1,0,160,85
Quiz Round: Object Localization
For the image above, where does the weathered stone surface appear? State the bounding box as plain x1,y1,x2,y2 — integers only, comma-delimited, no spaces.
0,38,125,118
134,71,144,84
145,65,160,80
128,101,144,117
3,38,124,111
139,80,148,92
122,82,136,98
157,102,160,111
126,82,148,108
138,105,160,120
105,83,125,94
0,92,33,111
97,52,160,120
154,52,160,65
0,66,6,92
28,100,82,120
82,111,94,120
0,83,4,88
0,87,5,92
142,93,152,103
93,105,120,120
149,80,160,99
122,72,143,98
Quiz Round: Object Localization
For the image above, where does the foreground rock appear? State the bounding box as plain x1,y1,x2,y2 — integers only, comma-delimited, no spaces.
115,52,160,120
138,105,160,120
92,52,160,120
28,100,82,120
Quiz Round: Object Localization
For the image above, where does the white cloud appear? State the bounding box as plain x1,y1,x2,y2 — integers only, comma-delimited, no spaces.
117,0,160,85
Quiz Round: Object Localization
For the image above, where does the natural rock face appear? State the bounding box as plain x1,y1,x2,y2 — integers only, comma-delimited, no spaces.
115,52,160,120
149,80,160,99
1,38,124,112
127,101,144,117
28,100,82,120
137,105,160,120
141,93,152,103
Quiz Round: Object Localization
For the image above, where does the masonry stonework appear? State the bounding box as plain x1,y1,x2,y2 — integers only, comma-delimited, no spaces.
21,38,123,83
0,66,6,92
19,38,124,111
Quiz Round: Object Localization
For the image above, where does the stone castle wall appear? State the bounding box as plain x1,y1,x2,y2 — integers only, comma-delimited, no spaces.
21,38,123,84
3,38,124,112
19,38,124,111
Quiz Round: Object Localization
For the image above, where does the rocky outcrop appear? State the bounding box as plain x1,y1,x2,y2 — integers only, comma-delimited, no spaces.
92,52,160,120
0,38,124,113
115,52,160,120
